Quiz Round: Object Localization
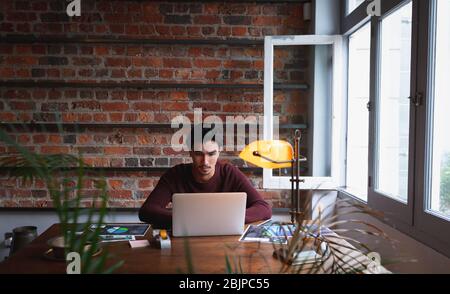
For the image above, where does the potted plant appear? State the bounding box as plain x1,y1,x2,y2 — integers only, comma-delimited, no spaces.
0,127,123,273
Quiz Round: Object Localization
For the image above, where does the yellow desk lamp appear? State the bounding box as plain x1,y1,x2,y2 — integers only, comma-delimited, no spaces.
239,130,307,224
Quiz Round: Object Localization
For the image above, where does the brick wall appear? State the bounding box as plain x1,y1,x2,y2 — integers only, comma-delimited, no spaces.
0,0,310,209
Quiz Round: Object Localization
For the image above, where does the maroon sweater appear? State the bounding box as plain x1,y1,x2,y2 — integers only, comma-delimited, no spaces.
139,161,272,228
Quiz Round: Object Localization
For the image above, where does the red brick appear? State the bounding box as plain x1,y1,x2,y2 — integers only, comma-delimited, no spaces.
232,27,248,36
9,101,35,110
95,24,108,34
0,45,13,54
126,25,140,35
17,134,30,144
127,69,142,78
193,102,221,112
48,135,62,144
253,16,281,26
223,103,252,113
205,70,221,79
32,2,48,11
77,113,93,122
0,68,15,78
102,102,129,111
174,69,190,79
161,102,190,111
163,58,191,68
217,27,231,36
193,15,220,25
155,25,170,35
5,56,38,65
109,113,123,122
108,179,123,190
138,179,153,189
224,60,252,69
105,57,130,67
111,69,126,78
132,102,159,111
93,113,108,122
110,24,124,34
171,26,186,36
32,134,47,144
132,57,163,67
108,190,132,199
162,147,182,156
139,24,156,35
94,46,109,55
133,147,161,155
188,47,202,57
16,45,32,54
10,190,31,198
104,147,131,155
253,60,264,70
193,59,221,68
169,92,189,101
187,26,201,36
159,69,173,79
83,157,109,167
41,146,70,154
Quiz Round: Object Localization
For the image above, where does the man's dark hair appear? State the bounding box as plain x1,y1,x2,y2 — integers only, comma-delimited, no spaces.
187,124,222,151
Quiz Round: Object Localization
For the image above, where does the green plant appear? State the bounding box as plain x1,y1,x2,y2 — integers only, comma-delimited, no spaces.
269,192,396,274
0,128,123,273
220,190,403,274
439,153,450,214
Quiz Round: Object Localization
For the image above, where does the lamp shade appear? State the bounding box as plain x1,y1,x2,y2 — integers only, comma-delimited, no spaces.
239,140,293,169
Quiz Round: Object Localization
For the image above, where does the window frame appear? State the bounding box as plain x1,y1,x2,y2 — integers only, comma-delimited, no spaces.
367,0,417,226
343,21,372,201
263,35,345,190
341,0,450,257
414,0,450,247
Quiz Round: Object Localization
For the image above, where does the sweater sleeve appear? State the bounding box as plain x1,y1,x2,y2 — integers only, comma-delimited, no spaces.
229,165,272,223
138,171,173,228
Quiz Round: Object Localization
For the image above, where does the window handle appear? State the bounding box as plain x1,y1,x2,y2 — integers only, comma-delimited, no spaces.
409,92,423,107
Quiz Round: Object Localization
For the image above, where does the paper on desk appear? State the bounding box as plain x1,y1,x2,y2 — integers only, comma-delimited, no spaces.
99,235,135,242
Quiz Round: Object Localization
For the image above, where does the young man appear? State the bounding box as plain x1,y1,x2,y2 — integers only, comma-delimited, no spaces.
139,126,272,228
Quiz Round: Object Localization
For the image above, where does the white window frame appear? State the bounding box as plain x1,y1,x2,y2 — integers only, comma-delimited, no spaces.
263,35,345,190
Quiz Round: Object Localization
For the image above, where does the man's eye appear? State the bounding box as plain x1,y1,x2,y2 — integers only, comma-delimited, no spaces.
194,152,203,156
208,152,217,156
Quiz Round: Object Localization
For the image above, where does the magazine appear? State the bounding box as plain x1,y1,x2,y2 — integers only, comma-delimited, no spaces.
239,220,332,244
90,224,150,237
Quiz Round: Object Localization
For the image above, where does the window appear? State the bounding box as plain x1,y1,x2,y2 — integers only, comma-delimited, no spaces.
345,22,371,201
263,36,344,190
346,0,366,15
376,1,412,203
342,0,450,256
427,0,450,219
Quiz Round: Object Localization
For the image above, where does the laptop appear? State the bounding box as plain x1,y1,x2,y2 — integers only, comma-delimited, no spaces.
172,192,247,237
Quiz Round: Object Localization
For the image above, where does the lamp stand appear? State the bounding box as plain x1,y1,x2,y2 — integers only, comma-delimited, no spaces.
251,130,306,224
290,130,305,224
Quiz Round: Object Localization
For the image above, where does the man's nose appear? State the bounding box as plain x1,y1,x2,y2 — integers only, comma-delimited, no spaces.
202,155,208,165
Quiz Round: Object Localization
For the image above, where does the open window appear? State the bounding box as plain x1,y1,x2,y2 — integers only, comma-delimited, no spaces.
263,35,344,190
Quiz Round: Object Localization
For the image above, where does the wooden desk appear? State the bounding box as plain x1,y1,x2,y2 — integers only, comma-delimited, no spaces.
0,224,389,274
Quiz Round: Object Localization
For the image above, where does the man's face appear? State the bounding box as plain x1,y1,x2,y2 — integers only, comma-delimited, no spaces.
190,140,220,178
